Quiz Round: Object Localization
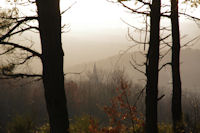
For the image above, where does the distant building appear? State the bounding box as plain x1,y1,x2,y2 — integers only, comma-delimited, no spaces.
87,63,100,86
92,63,98,83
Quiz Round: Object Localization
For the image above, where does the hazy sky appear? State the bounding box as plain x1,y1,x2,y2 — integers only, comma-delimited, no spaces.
60,0,135,66
1,0,200,68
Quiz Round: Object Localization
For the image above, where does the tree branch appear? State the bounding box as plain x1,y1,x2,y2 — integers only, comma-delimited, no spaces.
1,71,42,79
0,16,38,41
134,86,146,106
179,12,200,21
118,1,170,18
118,1,150,16
181,35,200,48
14,55,35,65
61,2,77,15
157,94,165,101
9,26,39,36
0,41,42,58
0,47,15,55
159,62,171,71
130,60,146,75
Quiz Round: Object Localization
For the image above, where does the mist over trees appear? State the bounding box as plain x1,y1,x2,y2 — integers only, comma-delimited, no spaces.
0,0,200,133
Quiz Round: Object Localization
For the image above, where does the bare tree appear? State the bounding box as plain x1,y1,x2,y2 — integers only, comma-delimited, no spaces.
113,1,200,132
145,0,161,133
114,0,162,132
171,0,184,132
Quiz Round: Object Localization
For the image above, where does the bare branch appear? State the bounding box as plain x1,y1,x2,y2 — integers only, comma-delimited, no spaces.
160,26,171,31
160,34,171,42
0,16,36,20
14,55,35,65
0,16,38,41
181,35,200,48
160,39,172,48
64,71,83,76
1,71,42,79
0,41,42,58
61,2,77,15
0,47,15,55
134,86,146,106
9,26,39,36
179,12,200,21
159,62,171,71
131,54,145,67
118,1,170,18
130,60,146,75
128,28,148,44
157,94,165,101
121,18,149,32
137,0,151,7
118,1,150,16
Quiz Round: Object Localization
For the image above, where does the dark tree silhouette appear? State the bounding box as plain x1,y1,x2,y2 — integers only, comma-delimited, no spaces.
171,0,184,132
145,0,161,133
36,0,69,133
115,1,163,132
0,1,70,132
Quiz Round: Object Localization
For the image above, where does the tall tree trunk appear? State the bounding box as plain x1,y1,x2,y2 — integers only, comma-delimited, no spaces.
171,0,184,132
36,0,69,133
145,0,161,133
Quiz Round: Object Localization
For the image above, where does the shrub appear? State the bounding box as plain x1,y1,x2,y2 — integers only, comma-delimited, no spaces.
6,114,35,133
70,115,97,133
158,123,172,133
36,123,50,133
88,78,144,133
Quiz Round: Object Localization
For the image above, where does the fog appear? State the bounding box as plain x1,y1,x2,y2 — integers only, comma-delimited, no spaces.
1,0,200,70
1,0,200,132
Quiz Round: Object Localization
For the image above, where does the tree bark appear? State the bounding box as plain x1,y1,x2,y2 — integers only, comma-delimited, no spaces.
145,0,161,133
171,0,184,132
36,0,69,133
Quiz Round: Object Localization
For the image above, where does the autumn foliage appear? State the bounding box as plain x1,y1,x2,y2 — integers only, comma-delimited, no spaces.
88,78,144,133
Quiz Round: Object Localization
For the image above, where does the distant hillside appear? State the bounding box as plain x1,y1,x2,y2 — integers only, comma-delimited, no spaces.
66,48,200,89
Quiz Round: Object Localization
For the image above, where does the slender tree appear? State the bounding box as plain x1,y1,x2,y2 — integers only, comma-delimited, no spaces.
171,0,184,132
116,0,162,132
145,0,161,132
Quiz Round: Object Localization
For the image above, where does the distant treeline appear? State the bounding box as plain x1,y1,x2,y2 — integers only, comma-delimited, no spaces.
0,69,200,132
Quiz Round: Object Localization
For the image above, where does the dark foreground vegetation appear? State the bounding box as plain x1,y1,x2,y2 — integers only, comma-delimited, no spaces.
0,69,200,133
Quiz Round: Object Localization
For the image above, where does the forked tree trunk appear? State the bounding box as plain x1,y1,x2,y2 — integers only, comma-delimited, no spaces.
36,0,69,133
171,0,184,132
145,0,161,133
